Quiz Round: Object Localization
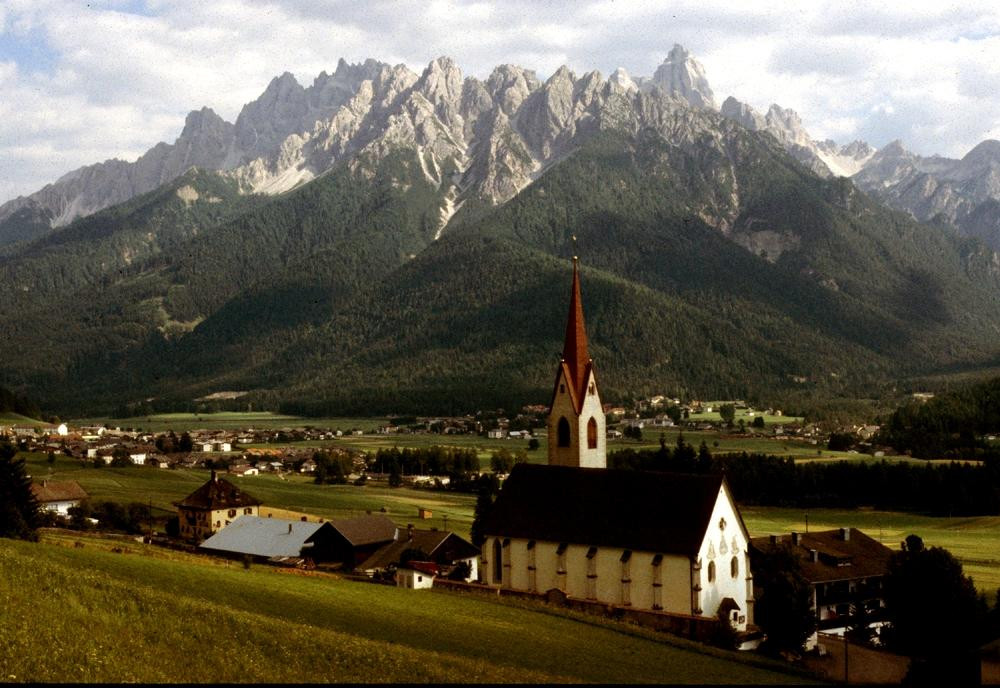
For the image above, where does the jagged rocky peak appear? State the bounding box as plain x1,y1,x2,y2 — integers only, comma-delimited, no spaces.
720,96,765,130
646,44,716,110
486,64,539,116
962,139,1000,166
609,67,638,93
417,56,464,104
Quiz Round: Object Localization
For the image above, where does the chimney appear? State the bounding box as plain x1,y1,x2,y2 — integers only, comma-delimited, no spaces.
41,480,47,487
288,523,293,534
791,532,801,546
407,524,414,541
211,469,217,482
769,534,778,545
840,527,850,541
809,549,818,563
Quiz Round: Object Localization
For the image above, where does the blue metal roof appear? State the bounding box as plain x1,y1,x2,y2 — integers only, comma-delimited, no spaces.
199,515,330,558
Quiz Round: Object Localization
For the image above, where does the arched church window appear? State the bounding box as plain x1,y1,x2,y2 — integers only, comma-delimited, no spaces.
588,382,595,395
731,556,739,578
557,417,571,447
587,417,598,449
707,560,716,583
493,538,503,584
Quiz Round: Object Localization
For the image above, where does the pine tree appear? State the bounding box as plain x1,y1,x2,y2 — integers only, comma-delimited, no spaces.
0,440,41,540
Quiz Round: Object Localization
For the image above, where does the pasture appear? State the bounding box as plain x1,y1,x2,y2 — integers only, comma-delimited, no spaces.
0,536,809,684
73,412,387,433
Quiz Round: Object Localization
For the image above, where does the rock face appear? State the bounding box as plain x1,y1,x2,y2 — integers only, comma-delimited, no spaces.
0,46,737,244
720,97,875,178
851,138,1000,249
644,44,716,109
6,45,1000,254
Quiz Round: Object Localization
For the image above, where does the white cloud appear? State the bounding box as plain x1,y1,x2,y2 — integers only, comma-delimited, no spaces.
3,1,1000,202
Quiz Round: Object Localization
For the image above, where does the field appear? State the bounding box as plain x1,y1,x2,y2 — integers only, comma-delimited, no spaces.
742,507,1000,594
0,535,810,683
0,412,50,427
25,451,1000,593
73,412,388,433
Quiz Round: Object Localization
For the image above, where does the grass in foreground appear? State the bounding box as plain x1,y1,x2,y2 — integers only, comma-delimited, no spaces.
0,536,810,684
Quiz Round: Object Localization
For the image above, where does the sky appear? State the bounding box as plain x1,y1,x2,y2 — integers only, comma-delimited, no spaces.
3,0,1000,204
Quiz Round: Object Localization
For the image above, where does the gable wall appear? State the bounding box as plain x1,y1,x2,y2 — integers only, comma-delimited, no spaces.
695,484,752,630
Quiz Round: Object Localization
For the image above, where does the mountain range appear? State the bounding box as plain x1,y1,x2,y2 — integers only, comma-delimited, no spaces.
3,45,1000,417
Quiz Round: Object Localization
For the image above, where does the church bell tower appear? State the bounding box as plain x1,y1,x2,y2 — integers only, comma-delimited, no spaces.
547,256,606,468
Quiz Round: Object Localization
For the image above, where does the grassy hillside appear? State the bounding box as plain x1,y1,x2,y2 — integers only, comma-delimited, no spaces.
0,536,809,683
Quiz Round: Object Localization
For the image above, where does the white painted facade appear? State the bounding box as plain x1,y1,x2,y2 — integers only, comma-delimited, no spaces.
482,482,753,632
693,483,754,629
396,568,435,589
547,366,606,468
39,499,81,516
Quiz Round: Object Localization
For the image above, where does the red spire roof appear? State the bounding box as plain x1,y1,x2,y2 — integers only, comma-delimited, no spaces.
562,257,591,400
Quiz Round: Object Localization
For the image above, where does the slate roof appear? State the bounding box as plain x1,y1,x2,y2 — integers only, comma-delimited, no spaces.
199,516,331,558
328,514,398,546
359,529,480,571
749,528,895,583
175,472,262,511
481,464,729,556
31,480,88,503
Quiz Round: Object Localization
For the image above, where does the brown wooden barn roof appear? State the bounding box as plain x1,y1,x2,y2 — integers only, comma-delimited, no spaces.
750,528,895,583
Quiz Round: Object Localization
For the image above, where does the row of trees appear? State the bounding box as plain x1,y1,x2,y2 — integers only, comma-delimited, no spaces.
370,446,480,480
609,436,1000,515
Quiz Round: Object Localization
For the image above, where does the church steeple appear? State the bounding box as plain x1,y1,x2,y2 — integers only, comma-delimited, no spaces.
562,257,590,402
548,253,606,468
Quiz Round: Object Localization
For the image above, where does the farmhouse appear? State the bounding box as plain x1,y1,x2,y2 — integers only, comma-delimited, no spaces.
750,528,894,648
175,471,262,542
31,480,88,515
360,526,480,581
325,514,398,567
480,257,754,632
200,516,343,564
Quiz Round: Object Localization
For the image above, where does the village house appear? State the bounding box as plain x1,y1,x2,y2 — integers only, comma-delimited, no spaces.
31,480,88,515
750,528,895,649
396,561,439,589
174,471,262,542
480,257,753,632
200,516,344,565
359,526,480,581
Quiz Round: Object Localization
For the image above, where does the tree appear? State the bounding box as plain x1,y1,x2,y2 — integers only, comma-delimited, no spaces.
751,543,816,654
883,534,984,676
46,450,56,465
719,403,736,426
470,473,500,547
490,448,515,474
527,438,540,451
846,587,875,646
178,432,193,453
0,441,41,540
388,459,402,488
752,415,766,429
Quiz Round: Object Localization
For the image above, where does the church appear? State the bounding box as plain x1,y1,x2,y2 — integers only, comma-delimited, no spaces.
480,256,754,632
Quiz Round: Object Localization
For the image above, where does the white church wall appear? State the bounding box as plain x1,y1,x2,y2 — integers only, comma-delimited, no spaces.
695,484,752,631
484,536,695,616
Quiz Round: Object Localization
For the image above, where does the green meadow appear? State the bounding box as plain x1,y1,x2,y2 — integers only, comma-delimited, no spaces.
73,412,387,433
0,412,50,427
0,536,811,684
24,450,1000,593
